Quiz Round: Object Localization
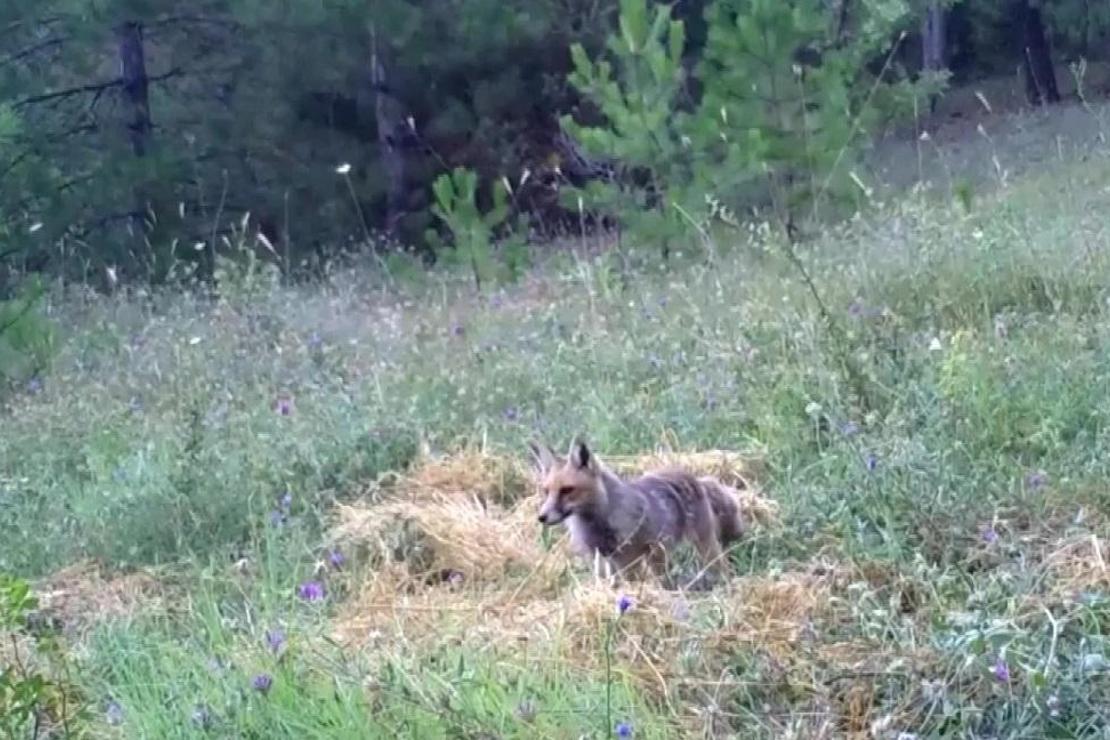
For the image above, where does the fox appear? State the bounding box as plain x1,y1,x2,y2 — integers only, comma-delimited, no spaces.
528,439,746,587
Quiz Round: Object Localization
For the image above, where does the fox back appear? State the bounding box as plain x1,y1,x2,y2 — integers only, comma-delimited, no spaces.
529,439,745,582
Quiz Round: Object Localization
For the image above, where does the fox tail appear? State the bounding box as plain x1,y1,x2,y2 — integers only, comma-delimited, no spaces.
704,479,746,544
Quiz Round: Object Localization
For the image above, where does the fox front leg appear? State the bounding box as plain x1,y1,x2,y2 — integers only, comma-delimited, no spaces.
592,549,616,585
683,536,729,591
608,545,662,585
645,544,678,589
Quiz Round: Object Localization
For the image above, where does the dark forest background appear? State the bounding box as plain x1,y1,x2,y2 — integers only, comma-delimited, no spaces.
1,0,1107,293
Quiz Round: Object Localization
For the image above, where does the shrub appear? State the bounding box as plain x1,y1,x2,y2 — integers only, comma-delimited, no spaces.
0,276,55,393
563,0,930,246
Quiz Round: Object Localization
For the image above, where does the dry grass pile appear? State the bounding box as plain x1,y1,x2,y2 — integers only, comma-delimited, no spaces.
32,559,167,636
983,501,1110,606
325,446,949,730
330,555,943,737
330,495,565,587
329,446,776,590
1039,533,1109,598
331,447,552,589
331,560,841,698
1,561,166,685
328,446,832,706
388,445,534,506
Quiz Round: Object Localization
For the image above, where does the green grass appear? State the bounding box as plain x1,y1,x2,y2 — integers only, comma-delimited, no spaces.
82,614,661,739
4,102,1110,737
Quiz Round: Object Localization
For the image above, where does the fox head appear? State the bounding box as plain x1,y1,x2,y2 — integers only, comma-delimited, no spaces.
528,439,601,526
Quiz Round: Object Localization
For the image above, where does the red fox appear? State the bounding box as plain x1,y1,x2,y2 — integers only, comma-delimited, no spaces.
528,440,746,586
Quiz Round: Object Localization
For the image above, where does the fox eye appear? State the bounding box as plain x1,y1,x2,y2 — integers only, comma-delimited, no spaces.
558,486,575,496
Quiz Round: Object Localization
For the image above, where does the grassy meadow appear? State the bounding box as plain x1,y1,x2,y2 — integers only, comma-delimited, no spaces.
5,98,1110,738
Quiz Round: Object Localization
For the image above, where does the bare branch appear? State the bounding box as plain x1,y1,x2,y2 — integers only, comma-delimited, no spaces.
147,14,242,31
0,36,67,67
13,67,183,109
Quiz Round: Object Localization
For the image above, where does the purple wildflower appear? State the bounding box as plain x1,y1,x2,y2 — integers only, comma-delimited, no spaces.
25,377,43,395
992,656,1010,683
617,595,634,615
848,299,865,318
865,453,877,472
274,395,294,416
980,525,999,545
280,491,293,512
105,700,125,726
1025,470,1048,489
269,510,285,528
328,548,345,569
265,628,285,654
616,721,633,737
307,331,323,349
503,406,519,421
452,324,466,337
251,674,273,694
297,580,325,602
839,421,860,437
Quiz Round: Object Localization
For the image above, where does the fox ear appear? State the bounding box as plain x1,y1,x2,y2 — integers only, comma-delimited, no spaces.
527,440,556,472
568,439,594,471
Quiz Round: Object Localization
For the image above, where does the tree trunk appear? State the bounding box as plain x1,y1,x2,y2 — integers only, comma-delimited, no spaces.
364,33,407,242
1080,0,1092,59
1017,1,1060,106
116,21,152,157
831,0,851,47
115,20,154,279
921,2,946,113
373,63,406,240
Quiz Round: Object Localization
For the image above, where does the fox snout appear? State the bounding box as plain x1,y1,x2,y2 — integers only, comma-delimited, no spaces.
537,494,567,525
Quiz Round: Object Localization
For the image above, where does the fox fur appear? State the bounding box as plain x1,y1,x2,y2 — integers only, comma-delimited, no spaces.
528,439,746,586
